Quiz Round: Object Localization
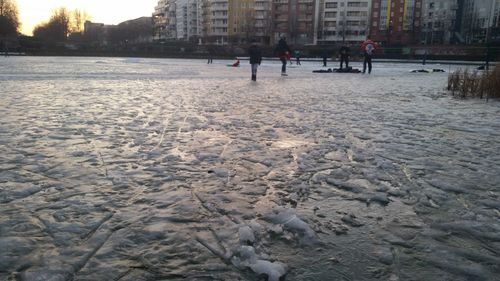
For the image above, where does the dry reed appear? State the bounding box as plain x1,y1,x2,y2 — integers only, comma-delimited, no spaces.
447,65,500,99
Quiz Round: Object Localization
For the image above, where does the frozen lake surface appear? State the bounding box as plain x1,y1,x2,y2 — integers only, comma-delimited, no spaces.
1,57,499,281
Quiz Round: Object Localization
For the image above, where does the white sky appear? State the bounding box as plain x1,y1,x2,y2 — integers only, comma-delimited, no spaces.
17,0,158,35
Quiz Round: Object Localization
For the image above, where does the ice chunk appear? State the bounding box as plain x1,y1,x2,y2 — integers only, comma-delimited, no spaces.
231,246,287,281
250,260,287,281
263,207,316,244
239,225,256,245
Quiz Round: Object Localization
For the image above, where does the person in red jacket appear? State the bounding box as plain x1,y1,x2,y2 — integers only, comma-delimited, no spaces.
361,37,376,74
232,58,240,67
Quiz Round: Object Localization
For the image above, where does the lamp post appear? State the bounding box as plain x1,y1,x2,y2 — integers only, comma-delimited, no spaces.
485,0,496,70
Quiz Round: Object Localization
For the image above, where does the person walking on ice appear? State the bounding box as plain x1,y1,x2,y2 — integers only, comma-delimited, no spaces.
361,37,376,74
339,44,350,69
248,39,262,81
275,36,291,76
322,49,329,67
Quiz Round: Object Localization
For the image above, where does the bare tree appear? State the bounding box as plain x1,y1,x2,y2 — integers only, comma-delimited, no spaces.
71,9,91,33
33,7,71,41
0,0,20,36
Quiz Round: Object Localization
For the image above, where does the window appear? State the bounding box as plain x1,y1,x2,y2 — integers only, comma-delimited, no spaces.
325,2,338,8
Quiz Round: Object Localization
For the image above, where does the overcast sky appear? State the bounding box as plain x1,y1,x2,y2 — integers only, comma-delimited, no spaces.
18,0,158,35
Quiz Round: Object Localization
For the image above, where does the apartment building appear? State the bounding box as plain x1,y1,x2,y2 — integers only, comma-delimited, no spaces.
153,0,168,40
370,0,423,45
175,0,203,40
203,0,230,44
271,0,319,45
318,0,371,44
420,0,458,44
461,0,500,43
167,0,178,39
203,0,273,44
228,0,255,43
254,0,273,44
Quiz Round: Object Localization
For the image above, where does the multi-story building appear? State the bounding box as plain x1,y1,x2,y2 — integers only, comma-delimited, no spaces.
461,0,500,43
175,0,203,41
254,0,273,44
421,0,459,44
203,0,230,44
153,0,168,40
83,21,116,45
167,0,179,38
154,0,203,42
271,0,320,45
318,0,372,44
369,0,423,45
228,0,255,43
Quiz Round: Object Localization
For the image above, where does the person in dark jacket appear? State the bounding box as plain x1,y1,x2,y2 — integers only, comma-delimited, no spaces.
361,37,376,74
248,40,262,81
322,49,329,67
274,37,291,76
339,45,350,69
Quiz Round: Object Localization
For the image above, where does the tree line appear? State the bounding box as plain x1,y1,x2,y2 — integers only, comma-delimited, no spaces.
33,8,90,41
0,0,90,40
0,0,19,37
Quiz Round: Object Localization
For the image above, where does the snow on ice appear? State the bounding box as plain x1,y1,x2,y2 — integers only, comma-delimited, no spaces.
0,57,499,280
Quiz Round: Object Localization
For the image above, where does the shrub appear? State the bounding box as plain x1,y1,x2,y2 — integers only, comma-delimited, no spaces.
448,65,500,99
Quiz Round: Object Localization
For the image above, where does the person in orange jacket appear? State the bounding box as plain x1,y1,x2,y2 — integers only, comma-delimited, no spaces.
361,37,377,74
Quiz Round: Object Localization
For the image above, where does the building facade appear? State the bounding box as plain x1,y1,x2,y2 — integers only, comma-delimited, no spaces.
203,0,230,44
318,0,372,44
228,0,255,43
420,0,458,44
271,0,320,45
461,0,500,43
153,0,168,40
370,0,423,45
175,0,203,41
254,0,273,44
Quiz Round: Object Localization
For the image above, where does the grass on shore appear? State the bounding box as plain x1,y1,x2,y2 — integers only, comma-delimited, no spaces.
448,65,500,99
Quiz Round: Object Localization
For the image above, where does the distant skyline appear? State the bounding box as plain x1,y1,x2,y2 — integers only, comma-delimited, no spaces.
18,0,158,35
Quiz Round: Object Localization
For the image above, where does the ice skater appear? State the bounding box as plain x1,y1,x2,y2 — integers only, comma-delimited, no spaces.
294,50,301,65
248,39,262,81
361,37,376,74
275,36,291,76
339,44,350,69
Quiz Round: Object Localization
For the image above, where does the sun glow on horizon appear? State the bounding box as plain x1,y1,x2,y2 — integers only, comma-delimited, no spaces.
18,0,158,35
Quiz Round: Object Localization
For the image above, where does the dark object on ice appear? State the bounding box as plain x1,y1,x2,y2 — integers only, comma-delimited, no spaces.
410,69,445,73
341,214,364,227
313,68,333,73
313,67,361,73
477,65,486,70
333,67,361,73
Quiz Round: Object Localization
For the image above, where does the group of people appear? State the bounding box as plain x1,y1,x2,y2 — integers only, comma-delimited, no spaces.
244,37,378,81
